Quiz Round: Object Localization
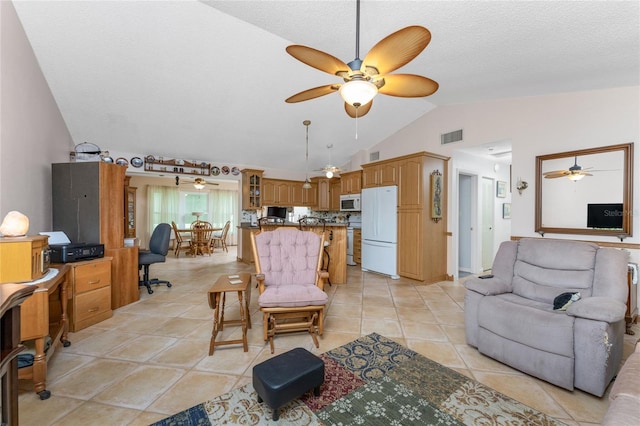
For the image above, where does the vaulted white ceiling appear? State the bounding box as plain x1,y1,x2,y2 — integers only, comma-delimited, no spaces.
13,0,639,178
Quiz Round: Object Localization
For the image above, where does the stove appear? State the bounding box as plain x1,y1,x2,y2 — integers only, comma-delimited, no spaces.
346,218,361,266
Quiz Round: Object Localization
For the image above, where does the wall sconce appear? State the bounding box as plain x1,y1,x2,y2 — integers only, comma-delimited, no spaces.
516,178,528,195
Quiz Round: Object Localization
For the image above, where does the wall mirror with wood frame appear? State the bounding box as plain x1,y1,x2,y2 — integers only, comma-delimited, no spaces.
535,142,634,238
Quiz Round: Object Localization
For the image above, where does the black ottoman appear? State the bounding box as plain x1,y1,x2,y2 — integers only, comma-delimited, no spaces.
253,347,324,421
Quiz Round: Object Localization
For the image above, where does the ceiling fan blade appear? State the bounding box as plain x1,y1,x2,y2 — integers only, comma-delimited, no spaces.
286,84,339,103
378,74,439,97
543,170,570,178
286,45,350,75
363,26,431,75
345,100,372,118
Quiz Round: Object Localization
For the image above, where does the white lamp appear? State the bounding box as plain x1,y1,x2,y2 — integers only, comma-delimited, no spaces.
193,182,205,190
339,78,378,107
325,170,334,178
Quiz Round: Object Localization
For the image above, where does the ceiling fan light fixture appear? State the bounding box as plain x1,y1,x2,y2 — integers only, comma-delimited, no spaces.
193,182,205,190
325,170,334,178
568,173,585,181
339,79,378,107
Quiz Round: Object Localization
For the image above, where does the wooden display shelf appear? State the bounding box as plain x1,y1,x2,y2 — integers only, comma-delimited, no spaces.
144,157,211,176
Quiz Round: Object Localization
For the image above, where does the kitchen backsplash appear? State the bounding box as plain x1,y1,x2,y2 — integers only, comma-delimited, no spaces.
241,209,361,224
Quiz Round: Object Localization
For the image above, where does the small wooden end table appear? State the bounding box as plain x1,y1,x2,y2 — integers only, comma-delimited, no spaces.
208,272,252,354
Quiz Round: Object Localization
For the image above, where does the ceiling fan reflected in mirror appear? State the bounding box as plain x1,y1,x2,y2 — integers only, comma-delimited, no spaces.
175,176,219,189
543,156,594,181
285,0,439,118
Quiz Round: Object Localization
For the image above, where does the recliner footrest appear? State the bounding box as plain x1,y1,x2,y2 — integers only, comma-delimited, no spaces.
252,347,324,421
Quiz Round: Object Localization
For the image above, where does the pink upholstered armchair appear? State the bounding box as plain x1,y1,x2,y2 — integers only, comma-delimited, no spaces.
250,228,329,353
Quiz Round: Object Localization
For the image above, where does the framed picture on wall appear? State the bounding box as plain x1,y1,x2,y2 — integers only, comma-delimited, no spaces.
430,170,443,222
503,203,512,219
496,180,507,198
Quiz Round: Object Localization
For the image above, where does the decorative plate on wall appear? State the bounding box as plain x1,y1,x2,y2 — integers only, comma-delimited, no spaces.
116,157,129,166
231,166,240,176
221,166,230,175
130,157,143,168
211,166,220,176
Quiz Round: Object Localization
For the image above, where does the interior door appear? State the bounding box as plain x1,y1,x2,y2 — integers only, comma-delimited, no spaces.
481,177,494,271
458,174,473,273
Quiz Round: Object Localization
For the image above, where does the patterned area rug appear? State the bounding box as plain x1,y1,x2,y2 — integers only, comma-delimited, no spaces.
152,333,566,425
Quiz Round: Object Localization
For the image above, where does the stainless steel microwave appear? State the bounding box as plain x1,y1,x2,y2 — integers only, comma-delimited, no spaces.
340,194,361,211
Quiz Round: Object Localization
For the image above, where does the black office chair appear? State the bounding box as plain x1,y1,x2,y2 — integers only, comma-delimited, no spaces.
138,223,172,294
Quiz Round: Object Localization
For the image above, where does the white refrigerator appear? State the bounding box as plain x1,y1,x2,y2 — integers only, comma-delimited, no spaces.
361,185,399,279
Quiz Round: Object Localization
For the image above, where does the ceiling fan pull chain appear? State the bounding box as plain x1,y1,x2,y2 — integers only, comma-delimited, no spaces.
355,107,359,139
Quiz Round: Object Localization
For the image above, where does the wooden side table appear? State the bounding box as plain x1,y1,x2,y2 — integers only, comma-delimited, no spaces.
208,273,252,354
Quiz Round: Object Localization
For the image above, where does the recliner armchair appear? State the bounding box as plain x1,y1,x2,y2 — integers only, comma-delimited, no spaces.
464,238,628,397
138,223,172,294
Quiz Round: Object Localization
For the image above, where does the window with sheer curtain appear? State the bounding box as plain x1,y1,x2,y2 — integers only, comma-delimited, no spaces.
147,185,238,245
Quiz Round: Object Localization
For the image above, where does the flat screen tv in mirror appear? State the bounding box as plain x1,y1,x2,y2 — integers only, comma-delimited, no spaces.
587,203,623,229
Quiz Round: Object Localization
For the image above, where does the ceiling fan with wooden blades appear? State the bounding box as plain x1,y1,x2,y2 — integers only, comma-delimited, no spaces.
543,156,594,181
175,176,219,189
313,144,344,178
285,0,438,118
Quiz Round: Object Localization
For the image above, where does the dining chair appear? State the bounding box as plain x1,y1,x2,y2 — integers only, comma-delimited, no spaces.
191,221,214,256
258,216,285,230
211,220,231,252
171,221,191,257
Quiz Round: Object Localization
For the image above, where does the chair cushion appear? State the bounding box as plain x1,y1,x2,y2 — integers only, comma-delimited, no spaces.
259,284,328,308
512,239,598,304
139,251,166,265
255,228,321,287
479,293,575,358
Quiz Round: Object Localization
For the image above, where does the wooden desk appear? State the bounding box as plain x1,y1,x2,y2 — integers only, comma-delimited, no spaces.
1,284,36,425
207,273,252,354
18,265,70,400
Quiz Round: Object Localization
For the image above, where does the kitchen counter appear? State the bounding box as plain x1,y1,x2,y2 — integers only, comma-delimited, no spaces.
238,222,347,284
239,222,347,229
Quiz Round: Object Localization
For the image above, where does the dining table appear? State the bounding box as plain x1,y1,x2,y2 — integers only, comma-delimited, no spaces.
176,223,222,256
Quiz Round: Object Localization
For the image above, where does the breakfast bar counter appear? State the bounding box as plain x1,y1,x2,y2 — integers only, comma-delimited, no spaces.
238,222,348,284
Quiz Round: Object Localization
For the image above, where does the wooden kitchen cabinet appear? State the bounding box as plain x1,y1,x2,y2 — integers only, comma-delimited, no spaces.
353,228,362,264
291,181,317,207
262,179,293,206
362,151,449,283
241,169,263,210
340,170,362,194
67,258,112,332
362,161,397,188
330,179,341,211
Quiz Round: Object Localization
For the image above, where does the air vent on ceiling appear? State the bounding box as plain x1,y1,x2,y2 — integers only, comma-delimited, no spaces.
441,129,463,145
369,151,380,161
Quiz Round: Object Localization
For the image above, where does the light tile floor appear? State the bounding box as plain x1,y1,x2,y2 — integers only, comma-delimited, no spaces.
17,247,639,425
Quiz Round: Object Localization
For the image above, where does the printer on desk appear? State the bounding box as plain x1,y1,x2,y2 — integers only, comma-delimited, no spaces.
40,231,104,263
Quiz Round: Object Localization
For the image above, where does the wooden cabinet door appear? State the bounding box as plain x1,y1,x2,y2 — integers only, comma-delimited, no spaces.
303,184,318,207
241,169,263,209
398,157,423,209
276,181,291,205
362,165,379,188
340,171,362,194
317,179,331,210
330,179,341,210
380,162,398,186
291,183,304,205
262,180,276,205
397,210,423,280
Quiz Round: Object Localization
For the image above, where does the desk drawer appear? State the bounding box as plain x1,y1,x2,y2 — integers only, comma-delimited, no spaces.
74,286,112,324
75,261,111,293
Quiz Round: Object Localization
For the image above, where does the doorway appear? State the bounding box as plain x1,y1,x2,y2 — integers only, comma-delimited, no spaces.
481,177,495,271
458,173,475,277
